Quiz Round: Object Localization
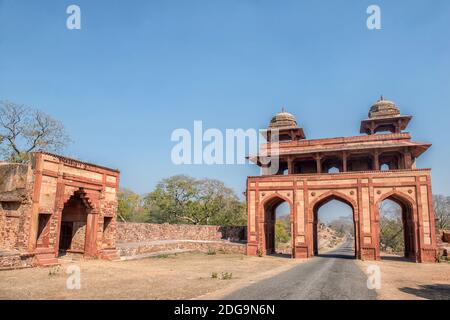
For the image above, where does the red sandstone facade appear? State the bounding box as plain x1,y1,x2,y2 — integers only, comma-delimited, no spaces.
0,152,119,267
246,98,437,262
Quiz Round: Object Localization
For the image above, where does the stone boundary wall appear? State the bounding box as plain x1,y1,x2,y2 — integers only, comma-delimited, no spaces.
0,251,33,270
116,222,247,243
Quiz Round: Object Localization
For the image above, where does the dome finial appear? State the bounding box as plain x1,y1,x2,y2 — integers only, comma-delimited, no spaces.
369,96,400,119
269,108,297,129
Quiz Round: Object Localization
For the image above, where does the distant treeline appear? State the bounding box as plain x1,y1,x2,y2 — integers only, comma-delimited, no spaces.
118,175,246,226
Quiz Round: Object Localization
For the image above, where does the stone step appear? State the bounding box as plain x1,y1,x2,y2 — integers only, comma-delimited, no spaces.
99,249,121,261
33,253,59,267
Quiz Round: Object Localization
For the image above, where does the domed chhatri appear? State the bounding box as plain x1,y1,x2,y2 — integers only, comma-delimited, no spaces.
265,107,305,142
368,95,401,119
269,108,297,129
360,96,412,135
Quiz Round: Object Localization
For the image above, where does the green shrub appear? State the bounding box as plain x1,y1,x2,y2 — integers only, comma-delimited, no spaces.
221,272,233,280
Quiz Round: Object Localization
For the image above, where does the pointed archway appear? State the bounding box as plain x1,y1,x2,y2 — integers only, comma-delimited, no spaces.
58,189,93,256
311,192,357,258
262,194,293,257
377,192,417,261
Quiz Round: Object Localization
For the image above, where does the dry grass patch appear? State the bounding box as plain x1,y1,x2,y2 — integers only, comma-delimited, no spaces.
0,252,300,300
357,258,450,300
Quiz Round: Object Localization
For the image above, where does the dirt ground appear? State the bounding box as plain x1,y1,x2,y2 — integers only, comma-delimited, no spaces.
2,251,449,300
0,252,301,300
357,257,450,300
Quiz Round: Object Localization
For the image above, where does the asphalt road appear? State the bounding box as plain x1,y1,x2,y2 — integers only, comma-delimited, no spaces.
224,238,377,300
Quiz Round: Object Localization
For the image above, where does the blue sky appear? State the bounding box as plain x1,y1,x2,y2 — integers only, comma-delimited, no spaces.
1,0,450,202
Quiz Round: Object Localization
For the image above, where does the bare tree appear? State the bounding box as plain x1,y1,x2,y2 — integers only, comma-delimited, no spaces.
433,195,450,230
0,101,70,162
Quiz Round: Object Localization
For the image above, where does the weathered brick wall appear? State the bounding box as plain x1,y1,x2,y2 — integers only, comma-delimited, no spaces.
0,163,33,252
0,251,33,270
116,222,247,243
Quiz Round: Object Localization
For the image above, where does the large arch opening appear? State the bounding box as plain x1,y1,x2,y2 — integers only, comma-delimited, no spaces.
378,195,416,260
263,196,292,257
59,189,91,256
313,195,356,258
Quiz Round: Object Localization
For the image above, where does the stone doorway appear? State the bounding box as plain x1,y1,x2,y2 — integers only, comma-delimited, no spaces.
58,189,91,256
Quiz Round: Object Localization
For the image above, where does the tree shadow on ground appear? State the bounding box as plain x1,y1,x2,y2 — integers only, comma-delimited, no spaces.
268,252,292,259
380,255,415,263
399,284,450,300
317,253,356,260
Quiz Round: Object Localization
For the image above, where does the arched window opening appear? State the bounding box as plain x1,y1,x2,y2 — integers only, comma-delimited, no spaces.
322,158,343,174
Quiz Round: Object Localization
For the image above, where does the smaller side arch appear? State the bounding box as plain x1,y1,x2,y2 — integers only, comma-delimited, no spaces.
260,192,293,209
374,190,416,214
260,193,293,257
375,190,418,261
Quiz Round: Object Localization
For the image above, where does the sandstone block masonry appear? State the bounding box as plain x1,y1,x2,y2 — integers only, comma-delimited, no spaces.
116,223,247,258
247,100,438,262
0,152,120,268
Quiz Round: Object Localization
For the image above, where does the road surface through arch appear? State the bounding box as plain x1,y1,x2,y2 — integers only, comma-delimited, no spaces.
225,239,377,300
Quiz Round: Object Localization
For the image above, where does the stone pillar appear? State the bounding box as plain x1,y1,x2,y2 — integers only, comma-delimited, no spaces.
342,152,348,172
315,154,322,173
369,121,376,135
403,149,413,169
287,156,294,174
373,150,380,170
395,119,402,133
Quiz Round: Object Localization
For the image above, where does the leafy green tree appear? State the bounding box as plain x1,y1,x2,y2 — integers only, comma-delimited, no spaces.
143,175,246,225
143,175,198,224
117,188,147,222
379,201,404,254
275,219,290,246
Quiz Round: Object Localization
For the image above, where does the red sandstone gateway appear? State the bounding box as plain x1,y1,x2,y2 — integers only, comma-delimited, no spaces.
0,152,120,267
246,97,437,262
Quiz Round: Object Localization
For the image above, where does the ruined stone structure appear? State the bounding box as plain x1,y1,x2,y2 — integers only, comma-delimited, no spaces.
0,152,119,268
246,97,437,262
